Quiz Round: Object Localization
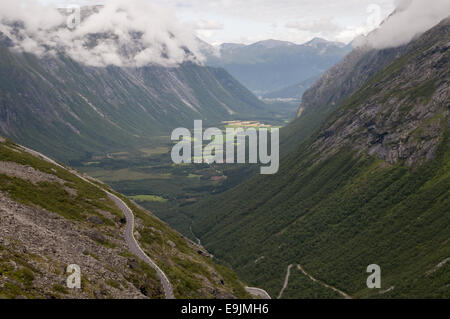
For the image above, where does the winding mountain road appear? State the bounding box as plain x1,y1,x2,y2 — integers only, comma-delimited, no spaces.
245,287,271,299
21,145,272,300
20,146,175,299
107,194,175,299
21,146,280,301
277,264,293,299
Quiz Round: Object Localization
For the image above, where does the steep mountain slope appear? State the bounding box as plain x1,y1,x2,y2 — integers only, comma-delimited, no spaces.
204,38,351,97
0,137,250,299
189,18,450,298
279,36,409,155
0,39,268,164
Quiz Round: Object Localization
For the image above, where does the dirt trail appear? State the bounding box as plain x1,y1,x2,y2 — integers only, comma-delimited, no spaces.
277,264,293,299
297,264,352,299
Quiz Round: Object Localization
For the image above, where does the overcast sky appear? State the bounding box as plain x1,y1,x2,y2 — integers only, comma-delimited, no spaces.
44,0,397,45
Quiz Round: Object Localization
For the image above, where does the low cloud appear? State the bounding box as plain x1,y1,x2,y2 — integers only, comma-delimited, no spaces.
285,17,374,44
356,0,450,49
192,19,224,30
285,18,341,34
0,0,203,67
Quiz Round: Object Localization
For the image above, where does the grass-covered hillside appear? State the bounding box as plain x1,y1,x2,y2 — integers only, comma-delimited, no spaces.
188,18,450,299
0,137,250,299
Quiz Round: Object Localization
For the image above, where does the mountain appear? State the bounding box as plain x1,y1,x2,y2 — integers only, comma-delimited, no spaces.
248,39,297,49
188,17,450,298
279,35,409,154
0,34,269,164
304,37,346,49
204,38,351,97
0,137,251,299
219,43,247,51
262,76,319,101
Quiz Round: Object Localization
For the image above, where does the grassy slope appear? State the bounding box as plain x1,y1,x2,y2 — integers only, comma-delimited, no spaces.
192,142,449,298
0,138,250,299
0,139,163,298
112,193,251,299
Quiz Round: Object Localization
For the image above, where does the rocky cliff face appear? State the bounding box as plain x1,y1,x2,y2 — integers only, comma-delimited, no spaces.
285,16,447,155
281,36,407,154
312,17,449,167
297,46,406,117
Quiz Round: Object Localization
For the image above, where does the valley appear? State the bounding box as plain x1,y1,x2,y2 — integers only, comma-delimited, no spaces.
74,114,295,238
202,38,351,99
0,1,448,302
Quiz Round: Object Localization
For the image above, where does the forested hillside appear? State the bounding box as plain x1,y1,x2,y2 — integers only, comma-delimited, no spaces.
189,18,450,299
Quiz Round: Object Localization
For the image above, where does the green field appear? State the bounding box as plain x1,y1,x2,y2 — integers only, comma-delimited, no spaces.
76,113,292,238
129,195,168,203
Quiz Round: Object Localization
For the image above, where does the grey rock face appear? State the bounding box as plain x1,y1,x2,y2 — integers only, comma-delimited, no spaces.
299,45,407,117
0,191,149,299
311,18,450,167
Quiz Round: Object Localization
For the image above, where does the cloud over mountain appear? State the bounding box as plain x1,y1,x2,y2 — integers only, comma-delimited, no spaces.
0,0,203,67
357,0,450,49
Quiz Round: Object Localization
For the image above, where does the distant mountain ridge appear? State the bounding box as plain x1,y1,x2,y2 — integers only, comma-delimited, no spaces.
203,37,351,98
247,39,297,49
